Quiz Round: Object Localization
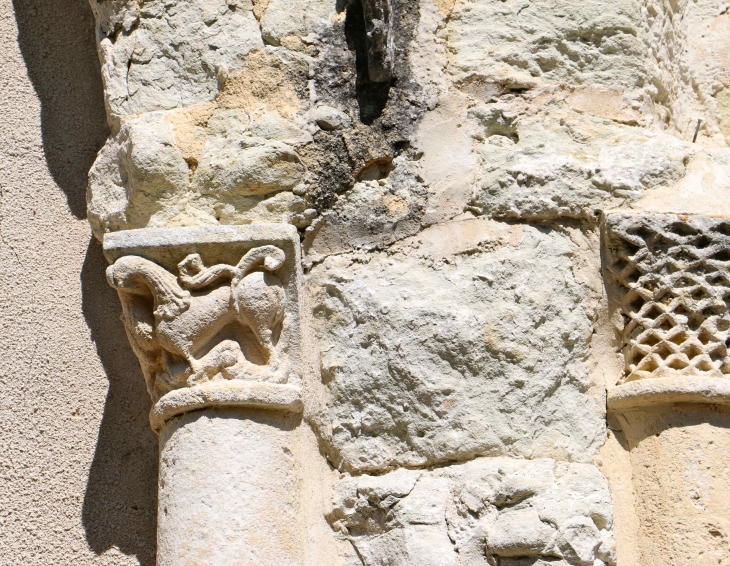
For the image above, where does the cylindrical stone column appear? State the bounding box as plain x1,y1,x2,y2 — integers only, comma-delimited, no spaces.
604,212,730,564
157,404,303,565
104,226,306,565
610,399,730,565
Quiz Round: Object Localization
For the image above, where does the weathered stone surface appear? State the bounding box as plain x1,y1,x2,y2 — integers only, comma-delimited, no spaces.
90,0,264,119
87,106,310,238
467,102,693,221
308,106,353,131
66,0,730,565
328,457,616,566
86,0,730,242
445,0,651,96
631,148,730,217
192,137,305,197
309,219,605,473
259,0,333,47
643,0,730,144
303,157,427,261
158,408,304,566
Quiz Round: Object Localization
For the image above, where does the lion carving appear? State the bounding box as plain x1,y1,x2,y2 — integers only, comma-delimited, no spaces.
106,245,288,400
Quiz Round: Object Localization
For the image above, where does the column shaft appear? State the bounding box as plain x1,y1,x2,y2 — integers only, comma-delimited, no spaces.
157,408,303,566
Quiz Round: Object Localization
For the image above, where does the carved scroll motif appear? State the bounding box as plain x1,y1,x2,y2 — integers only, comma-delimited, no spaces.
604,214,730,384
107,245,291,402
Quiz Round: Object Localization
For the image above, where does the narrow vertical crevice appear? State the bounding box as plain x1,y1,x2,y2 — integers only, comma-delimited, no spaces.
344,0,392,124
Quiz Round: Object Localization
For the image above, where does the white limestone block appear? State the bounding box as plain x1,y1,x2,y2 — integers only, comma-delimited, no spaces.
328,457,615,566
309,221,605,473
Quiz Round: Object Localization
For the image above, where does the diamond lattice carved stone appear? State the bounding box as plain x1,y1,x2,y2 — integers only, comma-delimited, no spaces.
604,213,730,384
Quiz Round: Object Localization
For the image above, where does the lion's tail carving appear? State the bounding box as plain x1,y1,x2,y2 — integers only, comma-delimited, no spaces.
107,256,191,320
177,246,286,291
233,245,287,286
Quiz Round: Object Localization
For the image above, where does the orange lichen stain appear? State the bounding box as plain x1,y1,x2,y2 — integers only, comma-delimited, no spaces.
217,51,304,119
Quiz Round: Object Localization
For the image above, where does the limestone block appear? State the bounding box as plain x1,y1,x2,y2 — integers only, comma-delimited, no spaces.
122,113,191,197
259,0,334,46
192,136,305,197
309,219,605,472
468,105,693,221
500,561,572,566
488,507,557,557
90,0,264,118
643,0,730,143
250,111,313,144
328,457,616,566
87,107,309,239
632,149,730,217
444,0,650,95
308,106,353,131
88,111,190,236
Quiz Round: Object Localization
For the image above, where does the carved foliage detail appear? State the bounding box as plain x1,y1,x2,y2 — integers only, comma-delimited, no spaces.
107,245,290,401
605,214,730,383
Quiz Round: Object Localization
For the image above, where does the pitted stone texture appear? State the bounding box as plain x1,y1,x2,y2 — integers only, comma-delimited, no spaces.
604,213,730,383
467,104,693,221
643,0,730,145
259,0,334,47
90,0,265,119
442,0,730,146
87,106,309,239
309,219,604,473
444,0,651,95
328,457,616,566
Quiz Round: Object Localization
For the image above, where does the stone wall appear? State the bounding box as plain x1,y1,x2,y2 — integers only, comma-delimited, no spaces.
2,0,730,564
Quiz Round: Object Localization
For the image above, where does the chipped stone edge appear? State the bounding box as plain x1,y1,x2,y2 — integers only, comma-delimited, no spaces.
150,381,303,432
607,376,730,412
103,224,300,264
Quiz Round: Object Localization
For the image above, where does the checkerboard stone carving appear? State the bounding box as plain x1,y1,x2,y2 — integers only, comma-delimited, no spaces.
604,213,730,384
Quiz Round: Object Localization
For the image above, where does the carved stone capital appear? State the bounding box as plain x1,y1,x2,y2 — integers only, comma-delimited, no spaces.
603,212,730,411
103,225,303,429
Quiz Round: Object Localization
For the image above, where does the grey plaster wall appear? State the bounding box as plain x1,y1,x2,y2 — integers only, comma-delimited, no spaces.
0,0,156,563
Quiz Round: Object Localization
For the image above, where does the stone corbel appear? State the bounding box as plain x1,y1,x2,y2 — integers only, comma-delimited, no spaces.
104,224,305,565
602,212,730,412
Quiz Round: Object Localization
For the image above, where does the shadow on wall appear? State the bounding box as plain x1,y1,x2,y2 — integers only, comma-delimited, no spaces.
13,1,158,563
81,239,158,566
12,0,109,219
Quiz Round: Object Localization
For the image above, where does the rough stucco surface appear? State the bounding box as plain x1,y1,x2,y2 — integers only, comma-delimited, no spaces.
0,0,157,563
